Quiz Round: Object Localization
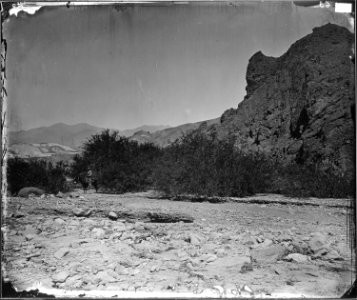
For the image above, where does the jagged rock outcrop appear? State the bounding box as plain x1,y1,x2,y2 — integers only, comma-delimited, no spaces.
209,24,355,175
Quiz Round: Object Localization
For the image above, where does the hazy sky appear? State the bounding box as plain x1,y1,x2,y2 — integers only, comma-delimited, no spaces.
4,1,352,131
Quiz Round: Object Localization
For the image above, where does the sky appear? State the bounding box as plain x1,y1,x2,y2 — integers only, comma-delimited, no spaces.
3,1,353,131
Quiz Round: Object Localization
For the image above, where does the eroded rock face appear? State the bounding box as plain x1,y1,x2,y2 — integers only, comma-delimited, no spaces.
213,24,355,175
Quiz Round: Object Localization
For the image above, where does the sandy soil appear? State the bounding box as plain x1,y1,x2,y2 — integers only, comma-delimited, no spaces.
2,191,355,298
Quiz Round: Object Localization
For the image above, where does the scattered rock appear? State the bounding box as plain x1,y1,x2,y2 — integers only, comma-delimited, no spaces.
54,248,70,259
315,249,343,261
147,211,194,223
92,228,106,238
284,253,309,263
215,248,227,258
240,262,253,273
255,236,264,243
72,208,92,217
56,192,64,198
82,219,97,226
276,233,293,242
114,265,130,275
185,232,203,245
251,245,289,264
309,232,328,253
290,241,310,255
108,211,118,220
253,238,273,249
26,252,41,260
201,254,218,263
52,271,70,283
72,208,85,217
25,234,35,241
54,218,66,225
82,209,93,217
150,264,161,272
240,234,257,246
96,271,117,283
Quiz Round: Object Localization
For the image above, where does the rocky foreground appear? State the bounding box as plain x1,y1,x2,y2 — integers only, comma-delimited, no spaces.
2,191,355,298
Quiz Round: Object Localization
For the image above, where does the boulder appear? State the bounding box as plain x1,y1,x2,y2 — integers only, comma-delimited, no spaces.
72,208,84,217
56,192,64,198
25,234,35,241
185,232,204,245
251,245,289,264
52,271,70,283
72,208,92,217
308,232,328,253
96,271,117,283
18,187,45,198
108,211,118,220
54,248,70,259
240,233,257,246
92,228,106,238
284,253,309,263
240,262,253,273
54,218,66,225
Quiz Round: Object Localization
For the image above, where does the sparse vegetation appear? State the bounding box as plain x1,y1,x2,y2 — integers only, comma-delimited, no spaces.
152,132,272,197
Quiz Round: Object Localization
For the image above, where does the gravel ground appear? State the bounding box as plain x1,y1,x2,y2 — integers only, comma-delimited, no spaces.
2,191,355,298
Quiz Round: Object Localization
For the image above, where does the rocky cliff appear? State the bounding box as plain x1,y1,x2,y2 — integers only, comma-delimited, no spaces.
207,23,355,176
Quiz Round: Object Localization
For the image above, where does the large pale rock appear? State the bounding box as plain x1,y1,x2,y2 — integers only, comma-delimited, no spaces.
108,211,118,220
251,245,289,264
54,248,70,259
284,253,310,263
92,227,106,238
18,187,45,197
308,232,328,253
52,271,70,283
72,208,92,217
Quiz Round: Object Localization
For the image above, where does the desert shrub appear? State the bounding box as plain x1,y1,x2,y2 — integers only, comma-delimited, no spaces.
69,129,353,199
153,132,272,197
7,158,69,195
273,162,355,198
153,131,353,198
70,130,162,193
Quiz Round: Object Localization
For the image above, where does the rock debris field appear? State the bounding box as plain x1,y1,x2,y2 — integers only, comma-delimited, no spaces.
2,190,355,298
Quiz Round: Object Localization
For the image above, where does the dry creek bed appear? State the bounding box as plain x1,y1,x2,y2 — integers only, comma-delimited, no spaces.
2,191,355,298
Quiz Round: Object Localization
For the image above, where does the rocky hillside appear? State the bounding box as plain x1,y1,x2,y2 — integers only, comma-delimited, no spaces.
203,24,355,176
129,118,220,147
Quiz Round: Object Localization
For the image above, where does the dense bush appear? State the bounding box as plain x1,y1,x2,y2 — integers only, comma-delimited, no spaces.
152,132,273,197
7,158,69,195
70,130,162,193
271,163,355,198
152,131,354,198
69,129,353,198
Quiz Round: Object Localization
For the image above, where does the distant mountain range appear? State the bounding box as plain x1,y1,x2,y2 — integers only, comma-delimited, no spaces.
8,123,170,149
7,122,172,159
6,120,221,159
